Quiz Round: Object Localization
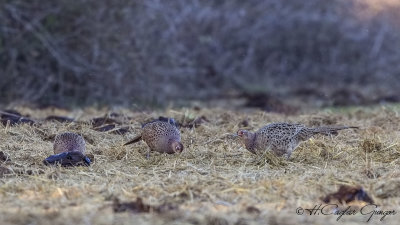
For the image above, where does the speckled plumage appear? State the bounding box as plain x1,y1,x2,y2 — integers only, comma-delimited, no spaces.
53,132,86,154
124,119,183,154
237,122,357,158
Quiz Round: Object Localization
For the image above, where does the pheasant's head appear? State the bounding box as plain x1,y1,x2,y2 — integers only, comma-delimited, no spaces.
237,129,251,139
170,140,184,153
237,129,256,153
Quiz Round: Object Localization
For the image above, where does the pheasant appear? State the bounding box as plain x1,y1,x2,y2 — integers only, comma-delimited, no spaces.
124,118,183,155
237,122,357,158
44,132,91,166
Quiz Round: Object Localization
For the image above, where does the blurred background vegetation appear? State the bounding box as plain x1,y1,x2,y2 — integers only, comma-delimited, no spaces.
1,0,399,109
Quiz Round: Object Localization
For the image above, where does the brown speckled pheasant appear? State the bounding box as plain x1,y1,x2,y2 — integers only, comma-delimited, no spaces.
124,118,183,155
53,132,86,154
237,123,357,158
44,132,91,166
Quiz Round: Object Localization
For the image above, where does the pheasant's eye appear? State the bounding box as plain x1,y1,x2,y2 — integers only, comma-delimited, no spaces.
237,130,244,136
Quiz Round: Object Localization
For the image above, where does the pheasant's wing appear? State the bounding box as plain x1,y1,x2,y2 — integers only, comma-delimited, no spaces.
260,123,304,138
290,126,314,141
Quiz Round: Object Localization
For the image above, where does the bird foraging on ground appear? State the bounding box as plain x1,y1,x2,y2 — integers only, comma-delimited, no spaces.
124,118,183,156
44,132,91,166
237,122,358,158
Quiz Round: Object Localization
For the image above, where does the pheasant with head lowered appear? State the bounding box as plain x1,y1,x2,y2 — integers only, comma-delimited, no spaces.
44,132,91,166
237,122,358,159
124,118,184,156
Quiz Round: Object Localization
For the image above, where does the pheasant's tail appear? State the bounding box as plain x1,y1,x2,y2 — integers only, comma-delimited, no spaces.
314,126,358,136
123,135,142,146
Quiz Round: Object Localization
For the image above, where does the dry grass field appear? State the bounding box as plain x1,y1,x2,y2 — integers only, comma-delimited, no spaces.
1,105,400,225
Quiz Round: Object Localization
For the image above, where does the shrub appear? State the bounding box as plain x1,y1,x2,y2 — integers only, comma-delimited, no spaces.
1,0,399,107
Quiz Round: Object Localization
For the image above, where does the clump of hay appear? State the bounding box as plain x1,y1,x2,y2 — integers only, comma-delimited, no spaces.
255,151,288,168
359,138,383,153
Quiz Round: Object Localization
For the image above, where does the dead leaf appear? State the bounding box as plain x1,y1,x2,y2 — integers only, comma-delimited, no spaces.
322,185,373,204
